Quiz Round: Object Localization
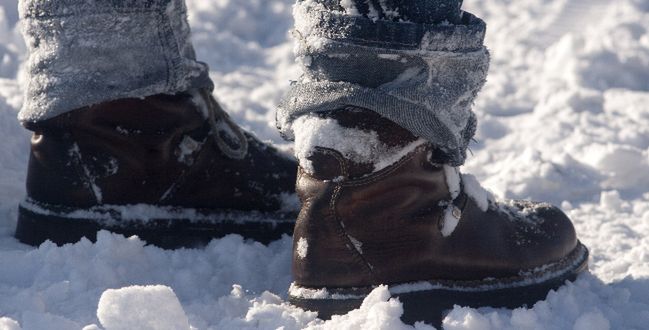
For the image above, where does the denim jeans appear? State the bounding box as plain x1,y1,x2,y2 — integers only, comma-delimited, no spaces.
18,0,213,123
277,0,489,166
19,0,488,166
312,0,464,24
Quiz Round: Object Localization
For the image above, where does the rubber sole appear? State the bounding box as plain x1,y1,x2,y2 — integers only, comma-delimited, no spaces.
289,243,589,327
15,200,295,249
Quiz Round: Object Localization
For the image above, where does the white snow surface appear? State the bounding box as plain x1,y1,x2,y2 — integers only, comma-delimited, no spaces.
440,204,461,237
0,0,648,329
97,285,190,330
296,237,308,259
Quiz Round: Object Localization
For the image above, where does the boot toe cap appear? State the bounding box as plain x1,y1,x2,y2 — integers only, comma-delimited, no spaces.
507,200,579,267
535,203,579,257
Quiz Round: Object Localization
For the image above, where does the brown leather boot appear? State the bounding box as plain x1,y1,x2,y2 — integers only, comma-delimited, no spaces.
288,108,588,325
16,89,298,248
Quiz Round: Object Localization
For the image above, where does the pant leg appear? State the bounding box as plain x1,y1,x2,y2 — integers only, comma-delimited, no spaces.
18,0,213,123
316,0,463,24
277,0,489,166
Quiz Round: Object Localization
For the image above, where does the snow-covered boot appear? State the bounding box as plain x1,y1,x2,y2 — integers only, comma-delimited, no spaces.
288,108,588,325
16,90,298,248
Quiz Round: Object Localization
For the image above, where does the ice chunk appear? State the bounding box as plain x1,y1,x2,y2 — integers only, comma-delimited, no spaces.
97,285,190,330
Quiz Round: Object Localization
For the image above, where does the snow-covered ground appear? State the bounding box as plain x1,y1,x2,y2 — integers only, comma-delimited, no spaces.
1,0,648,328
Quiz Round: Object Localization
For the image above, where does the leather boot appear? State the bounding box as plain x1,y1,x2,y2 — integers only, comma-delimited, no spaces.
16,89,298,248
288,108,588,325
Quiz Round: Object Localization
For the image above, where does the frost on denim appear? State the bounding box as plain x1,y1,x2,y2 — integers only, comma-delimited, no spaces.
18,0,213,123
312,0,464,24
277,1,490,166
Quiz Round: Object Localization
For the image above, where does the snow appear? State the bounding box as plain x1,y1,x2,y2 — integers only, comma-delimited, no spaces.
296,237,308,259
443,165,462,200
347,234,363,254
292,113,426,174
97,285,190,330
572,311,610,330
177,136,203,166
0,317,21,330
461,173,493,212
440,204,461,237
292,114,386,173
338,0,361,16
20,198,287,225
0,0,647,329
303,286,411,330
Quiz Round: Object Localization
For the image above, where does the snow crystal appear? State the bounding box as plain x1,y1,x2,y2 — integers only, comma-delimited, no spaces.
97,285,190,330
296,237,308,259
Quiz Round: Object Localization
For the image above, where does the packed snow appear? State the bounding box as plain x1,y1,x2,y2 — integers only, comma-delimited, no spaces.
0,0,648,329
292,113,427,174
97,285,190,330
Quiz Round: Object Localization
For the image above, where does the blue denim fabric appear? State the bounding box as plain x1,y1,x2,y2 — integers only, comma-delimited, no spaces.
315,0,464,24
277,1,489,166
18,0,213,123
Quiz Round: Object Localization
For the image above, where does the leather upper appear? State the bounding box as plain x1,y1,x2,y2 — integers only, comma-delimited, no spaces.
25,91,297,212
292,144,578,287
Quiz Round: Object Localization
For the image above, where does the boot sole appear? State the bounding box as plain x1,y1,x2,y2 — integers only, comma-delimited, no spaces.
289,243,588,327
15,199,295,249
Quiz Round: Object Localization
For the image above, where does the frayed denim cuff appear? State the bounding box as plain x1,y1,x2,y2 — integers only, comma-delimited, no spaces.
278,2,490,166
18,0,213,122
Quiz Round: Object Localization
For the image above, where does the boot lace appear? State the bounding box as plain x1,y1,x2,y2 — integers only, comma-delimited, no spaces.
201,89,249,160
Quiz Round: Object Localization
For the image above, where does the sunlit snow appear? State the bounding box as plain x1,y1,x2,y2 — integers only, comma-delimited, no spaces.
0,0,648,329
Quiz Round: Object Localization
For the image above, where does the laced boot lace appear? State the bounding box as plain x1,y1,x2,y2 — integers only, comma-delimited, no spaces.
200,89,249,160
